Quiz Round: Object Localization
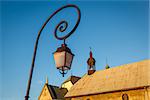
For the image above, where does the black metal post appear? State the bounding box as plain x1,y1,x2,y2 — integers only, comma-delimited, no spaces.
24,4,81,100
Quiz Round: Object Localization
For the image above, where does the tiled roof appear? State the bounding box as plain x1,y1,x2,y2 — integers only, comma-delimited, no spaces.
47,84,68,99
65,59,150,98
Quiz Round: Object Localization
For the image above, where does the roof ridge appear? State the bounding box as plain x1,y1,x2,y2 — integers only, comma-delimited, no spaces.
48,84,59,88
95,59,150,73
47,84,57,99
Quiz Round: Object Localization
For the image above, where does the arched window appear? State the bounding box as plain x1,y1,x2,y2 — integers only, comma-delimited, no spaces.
122,93,129,100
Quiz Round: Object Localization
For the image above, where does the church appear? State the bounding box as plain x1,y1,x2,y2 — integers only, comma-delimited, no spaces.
65,59,150,100
39,51,150,100
38,76,81,100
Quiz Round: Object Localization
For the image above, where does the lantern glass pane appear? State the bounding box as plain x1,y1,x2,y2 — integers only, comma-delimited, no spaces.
65,52,73,68
54,51,65,68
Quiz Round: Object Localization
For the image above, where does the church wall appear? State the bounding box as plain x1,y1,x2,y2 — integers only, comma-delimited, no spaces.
38,85,52,100
66,88,150,100
146,87,150,100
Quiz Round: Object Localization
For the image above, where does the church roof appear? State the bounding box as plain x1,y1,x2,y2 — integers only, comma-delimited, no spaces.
62,75,81,85
65,59,150,98
47,84,68,99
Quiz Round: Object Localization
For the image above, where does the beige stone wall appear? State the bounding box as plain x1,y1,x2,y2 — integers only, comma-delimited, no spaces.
146,87,150,100
38,85,52,100
66,88,150,100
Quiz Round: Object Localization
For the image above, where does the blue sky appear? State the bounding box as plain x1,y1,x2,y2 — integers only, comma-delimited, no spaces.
1,0,149,100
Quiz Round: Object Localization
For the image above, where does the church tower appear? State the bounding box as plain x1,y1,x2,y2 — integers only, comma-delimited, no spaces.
87,49,96,75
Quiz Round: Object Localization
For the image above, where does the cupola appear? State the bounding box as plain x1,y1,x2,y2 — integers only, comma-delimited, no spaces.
87,49,96,75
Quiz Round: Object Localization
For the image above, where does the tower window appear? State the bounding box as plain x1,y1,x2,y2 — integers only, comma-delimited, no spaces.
122,93,129,100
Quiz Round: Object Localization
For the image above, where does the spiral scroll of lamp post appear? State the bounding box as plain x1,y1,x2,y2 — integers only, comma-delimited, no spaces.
55,8,80,41
25,4,81,100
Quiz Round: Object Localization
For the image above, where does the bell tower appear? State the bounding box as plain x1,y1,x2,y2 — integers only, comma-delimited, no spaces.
87,49,96,75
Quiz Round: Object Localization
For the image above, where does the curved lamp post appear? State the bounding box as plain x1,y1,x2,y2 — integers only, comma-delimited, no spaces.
25,4,81,100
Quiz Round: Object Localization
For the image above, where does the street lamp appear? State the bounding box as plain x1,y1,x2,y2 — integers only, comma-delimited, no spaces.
25,4,81,100
54,43,74,77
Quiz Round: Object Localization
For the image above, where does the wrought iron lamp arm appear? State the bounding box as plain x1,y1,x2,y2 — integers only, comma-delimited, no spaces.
25,4,81,100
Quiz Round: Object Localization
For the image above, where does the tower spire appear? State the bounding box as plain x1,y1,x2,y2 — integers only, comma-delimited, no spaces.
105,57,110,69
90,47,93,59
46,76,48,84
